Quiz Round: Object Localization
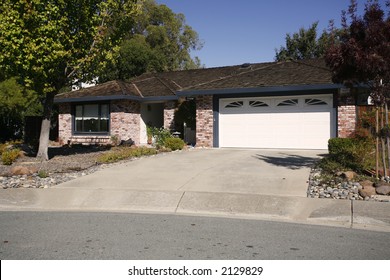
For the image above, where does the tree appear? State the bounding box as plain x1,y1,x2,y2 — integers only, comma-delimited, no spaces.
325,0,390,177
135,0,202,71
98,0,203,82
98,35,155,81
0,77,41,141
0,0,141,160
275,22,335,61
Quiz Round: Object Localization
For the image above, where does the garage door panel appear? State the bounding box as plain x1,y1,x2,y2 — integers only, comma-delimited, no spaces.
219,96,334,149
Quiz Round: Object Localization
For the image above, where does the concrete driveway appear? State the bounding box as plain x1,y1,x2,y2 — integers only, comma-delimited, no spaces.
4,148,390,232
55,149,324,197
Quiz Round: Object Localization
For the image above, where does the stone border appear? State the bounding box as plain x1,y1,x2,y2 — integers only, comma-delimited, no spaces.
307,167,390,202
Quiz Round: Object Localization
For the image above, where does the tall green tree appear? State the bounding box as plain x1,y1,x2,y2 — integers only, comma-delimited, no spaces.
134,0,202,71
99,0,203,81
0,0,141,160
99,35,156,81
275,22,334,61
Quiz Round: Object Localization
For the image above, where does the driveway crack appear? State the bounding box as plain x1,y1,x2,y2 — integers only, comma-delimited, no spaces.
177,165,217,191
175,191,186,213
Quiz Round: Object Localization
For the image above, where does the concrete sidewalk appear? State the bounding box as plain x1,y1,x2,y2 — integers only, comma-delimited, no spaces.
0,187,389,232
0,149,389,232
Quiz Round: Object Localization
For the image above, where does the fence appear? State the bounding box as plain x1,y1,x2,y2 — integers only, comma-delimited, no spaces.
184,127,196,145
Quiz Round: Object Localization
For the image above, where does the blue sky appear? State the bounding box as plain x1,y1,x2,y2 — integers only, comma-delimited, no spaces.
156,0,388,67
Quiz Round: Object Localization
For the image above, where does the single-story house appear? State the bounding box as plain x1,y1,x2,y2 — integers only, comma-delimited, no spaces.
54,58,367,149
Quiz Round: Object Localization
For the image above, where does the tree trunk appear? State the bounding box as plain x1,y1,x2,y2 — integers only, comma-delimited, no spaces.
36,92,55,161
376,107,379,179
380,106,387,177
386,102,390,172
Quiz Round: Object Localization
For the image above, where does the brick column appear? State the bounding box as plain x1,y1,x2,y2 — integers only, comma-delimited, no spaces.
58,103,72,145
111,100,141,144
337,94,356,138
164,101,176,131
196,95,213,147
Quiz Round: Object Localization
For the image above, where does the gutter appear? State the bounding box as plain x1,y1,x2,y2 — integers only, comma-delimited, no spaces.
176,84,344,97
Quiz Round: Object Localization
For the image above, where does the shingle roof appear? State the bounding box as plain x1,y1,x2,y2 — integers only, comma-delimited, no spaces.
55,80,141,100
184,59,332,91
55,59,335,102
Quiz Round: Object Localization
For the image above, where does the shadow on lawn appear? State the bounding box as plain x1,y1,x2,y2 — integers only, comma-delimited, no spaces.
253,153,325,170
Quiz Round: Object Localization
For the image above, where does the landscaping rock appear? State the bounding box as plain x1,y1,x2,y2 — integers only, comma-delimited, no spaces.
120,138,135,146
358,184,377,198
375,183,390,195
9,166,38,176
340,171,357,181
307,166,389,202
359,180,374,189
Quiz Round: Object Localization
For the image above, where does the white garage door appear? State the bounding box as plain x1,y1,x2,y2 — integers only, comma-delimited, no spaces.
219,95,335,149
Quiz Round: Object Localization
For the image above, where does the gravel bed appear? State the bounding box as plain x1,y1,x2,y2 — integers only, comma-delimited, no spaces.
0,145,128,189
307,167,390,202
0,168,98,189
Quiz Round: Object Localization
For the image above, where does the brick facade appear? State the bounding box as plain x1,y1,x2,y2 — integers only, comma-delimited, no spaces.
337,94,357,138
58,103,72,145
110,100,141,144
164,101,176,131
196,95,213,147
57,100,141,146
58,93,358,148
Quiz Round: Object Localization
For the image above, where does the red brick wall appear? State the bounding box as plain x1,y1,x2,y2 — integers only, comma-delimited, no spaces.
196,95,213,147
111,100,140,144
337,94,357,138
58,103,72,145
57,100,141,145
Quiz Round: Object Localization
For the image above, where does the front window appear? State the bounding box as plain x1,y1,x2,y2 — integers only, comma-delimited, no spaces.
74,103,109,133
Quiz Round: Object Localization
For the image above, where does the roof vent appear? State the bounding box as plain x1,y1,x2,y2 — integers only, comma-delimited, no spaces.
240,63,251,69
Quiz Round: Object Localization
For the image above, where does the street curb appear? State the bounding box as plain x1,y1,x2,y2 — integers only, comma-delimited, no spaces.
0,188,389,232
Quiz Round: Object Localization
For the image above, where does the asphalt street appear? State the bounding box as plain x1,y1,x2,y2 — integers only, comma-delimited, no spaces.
1,211,389,260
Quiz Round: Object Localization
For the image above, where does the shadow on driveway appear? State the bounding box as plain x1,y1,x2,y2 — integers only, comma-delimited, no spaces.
253,153,325,170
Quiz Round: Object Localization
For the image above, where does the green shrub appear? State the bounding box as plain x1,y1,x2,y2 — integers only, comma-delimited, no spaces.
38,170,49,178
97,146,157,163
147,127,172,147
97,153,122,163
1,149,20,165
328,138,355,166
110,135,120,146
317,157,345,173
0,143,7,155
326,137,375,172
164,137,185,151
153,128,172,147
158,147,172,153
0,140,23,155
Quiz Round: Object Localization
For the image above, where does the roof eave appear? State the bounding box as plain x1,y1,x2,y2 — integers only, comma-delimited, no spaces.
54,95,179,103
177,83,344,97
